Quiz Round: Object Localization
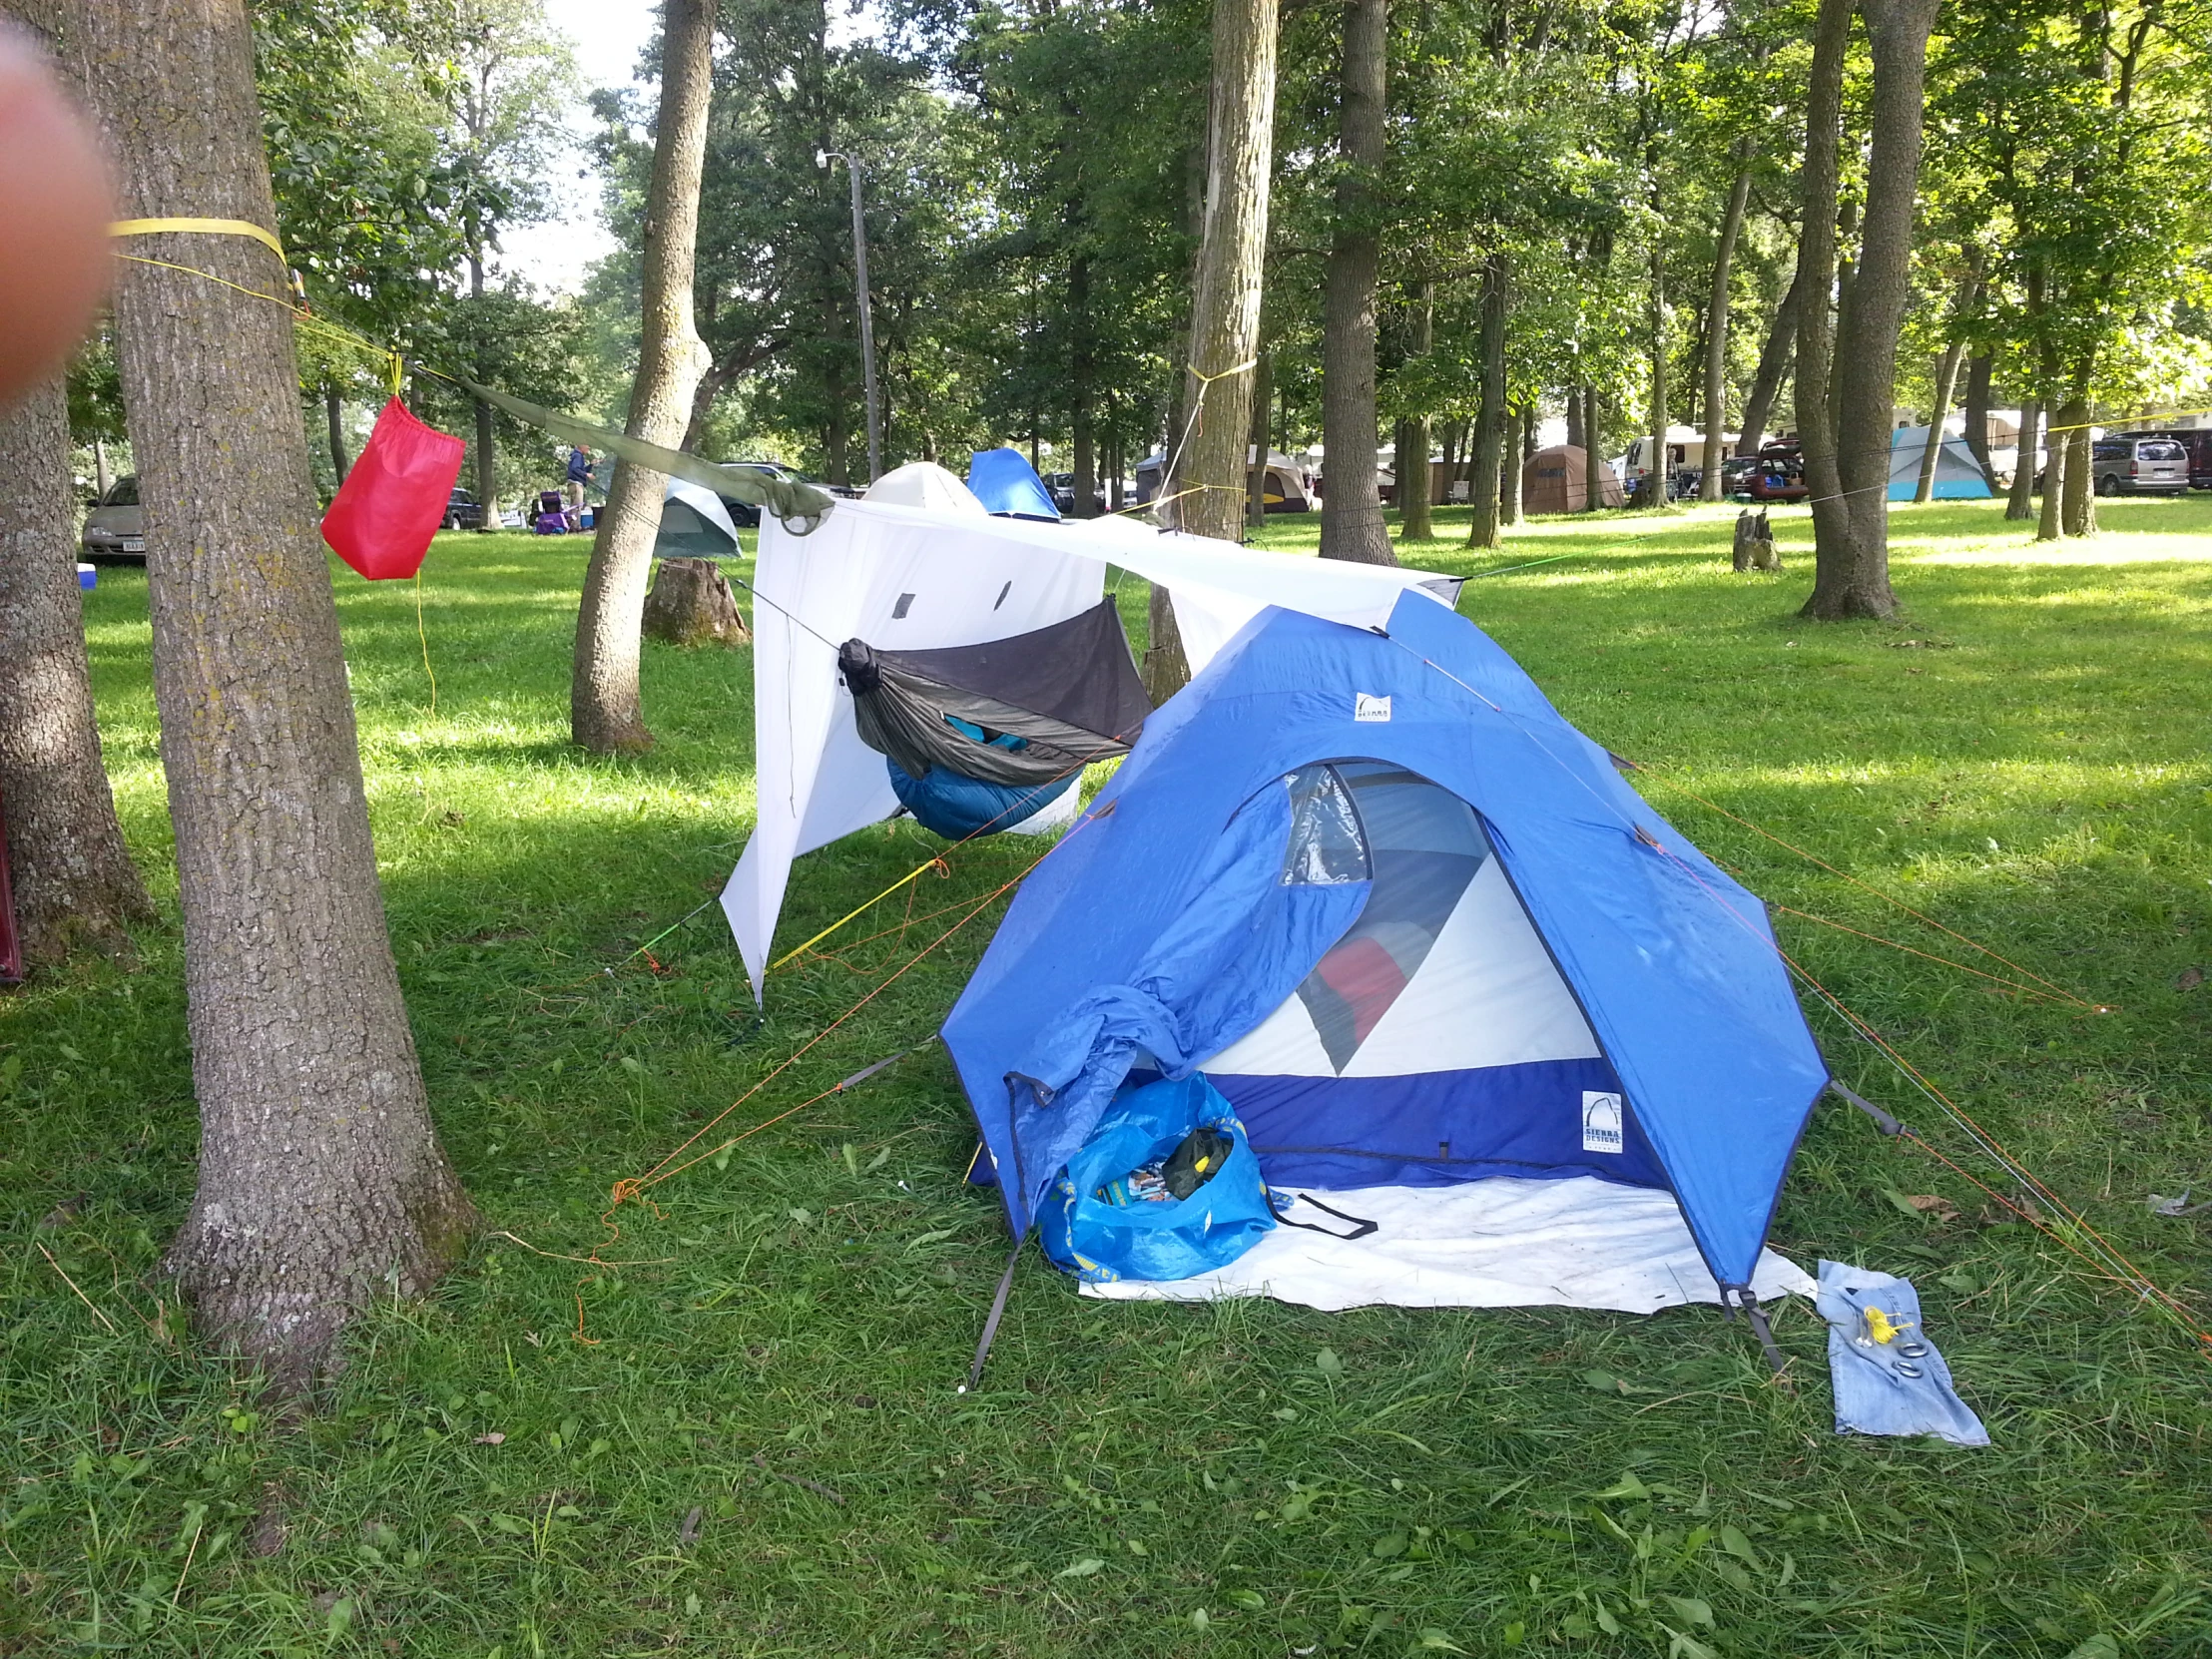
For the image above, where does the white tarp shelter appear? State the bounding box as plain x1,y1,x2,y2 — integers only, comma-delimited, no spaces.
721,463,1461,1000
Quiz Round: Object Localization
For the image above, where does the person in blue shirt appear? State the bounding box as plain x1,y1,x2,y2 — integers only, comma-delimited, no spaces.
564,445,595,523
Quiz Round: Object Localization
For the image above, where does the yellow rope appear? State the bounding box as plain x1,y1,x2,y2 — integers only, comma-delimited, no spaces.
413,572,437,715
768,856,947,973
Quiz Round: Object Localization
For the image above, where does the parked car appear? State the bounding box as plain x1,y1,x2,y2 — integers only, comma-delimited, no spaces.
2091,434,2189,495
442,488,485,530
1043,471,1107,516
1740,438,1809,503
81,474,145,561
2115,428,2212,490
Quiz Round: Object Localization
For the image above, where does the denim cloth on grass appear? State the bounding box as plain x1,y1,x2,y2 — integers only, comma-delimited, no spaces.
1818,1260,1988,1446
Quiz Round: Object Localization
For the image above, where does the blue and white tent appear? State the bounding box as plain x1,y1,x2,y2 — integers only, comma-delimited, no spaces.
943,592,1829,1314
967,447,1061,519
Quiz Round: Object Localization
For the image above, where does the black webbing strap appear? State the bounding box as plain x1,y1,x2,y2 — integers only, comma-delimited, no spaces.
960,1233,1028,1394
1272,1193,1380,1240
1828,1079,1907,1137
1730,1286,1790,1377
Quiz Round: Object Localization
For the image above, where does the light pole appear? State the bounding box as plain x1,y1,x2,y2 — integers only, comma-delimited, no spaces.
816,147,881,483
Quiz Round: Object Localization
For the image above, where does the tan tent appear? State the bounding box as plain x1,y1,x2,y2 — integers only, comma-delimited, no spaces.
1522,444,1623,514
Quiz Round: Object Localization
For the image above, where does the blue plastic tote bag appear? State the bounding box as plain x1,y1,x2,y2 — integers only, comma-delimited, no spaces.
1037,1073,1275,1284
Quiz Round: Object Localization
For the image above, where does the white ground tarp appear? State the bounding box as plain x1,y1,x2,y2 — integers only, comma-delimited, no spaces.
721,467,1459,1000
1082,1176,1816,1315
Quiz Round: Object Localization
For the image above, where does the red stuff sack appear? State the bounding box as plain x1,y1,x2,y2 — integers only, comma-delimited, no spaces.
320,397,466,580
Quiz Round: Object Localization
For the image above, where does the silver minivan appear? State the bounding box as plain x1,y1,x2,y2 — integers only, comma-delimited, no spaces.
81,474,145,559
2092,436,2189,495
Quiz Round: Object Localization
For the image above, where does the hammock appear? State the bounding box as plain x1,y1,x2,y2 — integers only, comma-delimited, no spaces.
838,599,1151,834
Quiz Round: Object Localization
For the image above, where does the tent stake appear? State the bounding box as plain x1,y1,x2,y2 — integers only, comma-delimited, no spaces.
961,1234,1029,1393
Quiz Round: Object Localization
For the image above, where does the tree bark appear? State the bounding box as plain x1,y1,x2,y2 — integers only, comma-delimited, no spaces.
1800,0,1936,620
571,0,718,753
1565,381,1584,451
642,557,748,647
1248,349,1273,528
1398,286,1433,540
467,243,496,532
2036,391,2067,540
1583,386,1603,511
1639,244,1669,508
1914,341,1963,503
1699,148,1755,499
1465,253,1508,547
2005,396,2039,520
323,381,349,487
1072,253,1097,519
67,0,473,1386
2059,381,2094,536
1499,402,1525,525
1318,0,1392,565
1167,0,1278,549
1735,265,1803,457
1960,351,1995,486
1156,0,1279,701
0,376,153,965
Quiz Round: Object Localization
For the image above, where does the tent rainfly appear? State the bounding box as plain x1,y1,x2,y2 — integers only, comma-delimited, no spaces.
654,476,743,559
967,447,1061,518
942,592,1830,1318
1889,425,1994,499
1520,444,1624,513
719,463,1463,1001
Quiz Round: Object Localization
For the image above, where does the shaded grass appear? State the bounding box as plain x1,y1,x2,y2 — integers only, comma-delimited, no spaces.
3,496,2210,1655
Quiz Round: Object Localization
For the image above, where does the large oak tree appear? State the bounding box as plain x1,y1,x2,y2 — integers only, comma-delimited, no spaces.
66,0,473,1387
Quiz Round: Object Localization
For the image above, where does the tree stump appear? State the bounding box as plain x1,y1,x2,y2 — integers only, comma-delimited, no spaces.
1732,508,1780,572
642,557,749,648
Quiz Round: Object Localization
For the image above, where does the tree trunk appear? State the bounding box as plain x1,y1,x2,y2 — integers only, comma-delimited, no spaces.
2059,380,2094,536
1157,0,1280,698
2005,396,2039,519
1465,253,1508,547
68,0,473,1386
572,0,718,753
323,381,349,487
1565,381,1583,451
0,376,153,965
1914,340,1964,503
2036,391,2067,540
1499,403,1525,525
1397,284,1433,540
1700,149,1755,499
1248,349,1273,529
93,435,111,499
681,359,737,454
1583,386,1604,511
1640,243,1668,508
1735,265,1803,457
1799,0,1935,620
1072,253,1097,519
1318,0,1392,565
468,248,496,532
1961,352,1995,486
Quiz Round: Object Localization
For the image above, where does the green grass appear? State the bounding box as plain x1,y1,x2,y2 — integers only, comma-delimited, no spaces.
5,494,2212,1656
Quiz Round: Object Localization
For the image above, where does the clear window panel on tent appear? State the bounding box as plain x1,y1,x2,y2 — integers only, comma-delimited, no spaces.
1281,765,1370,885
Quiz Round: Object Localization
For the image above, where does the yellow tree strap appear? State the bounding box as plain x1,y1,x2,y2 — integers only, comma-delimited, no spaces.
1189,356,1259,384
111,217,286,263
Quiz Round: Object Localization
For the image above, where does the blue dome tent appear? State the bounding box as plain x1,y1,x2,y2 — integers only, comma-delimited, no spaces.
966,447,1061,519
942,591,1831,1317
